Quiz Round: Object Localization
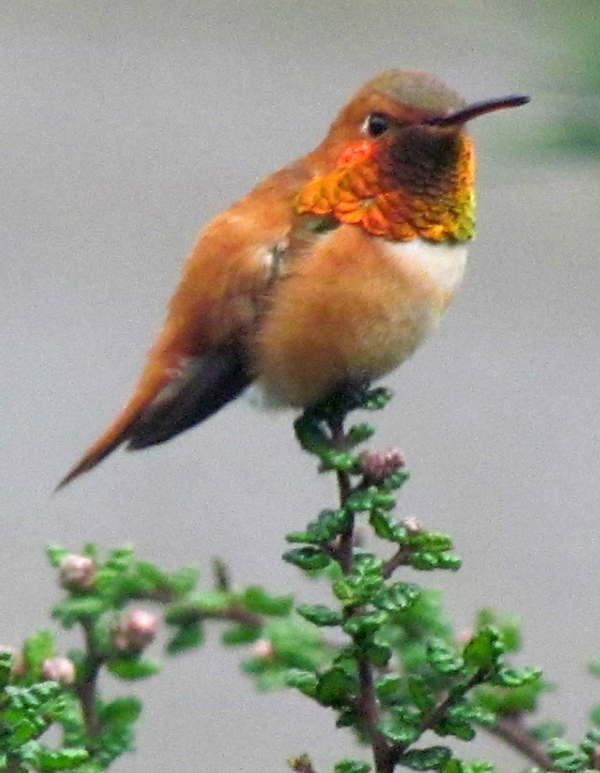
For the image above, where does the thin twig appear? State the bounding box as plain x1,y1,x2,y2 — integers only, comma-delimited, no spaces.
74,616,103,742
133,587,264,629
487,715,555,770
212,557,231,591
390,670,486,762
289,753,319,773
327,416,393,773
356,656,395,772
212,606,263,628
381,546,414,580
328,417,354,574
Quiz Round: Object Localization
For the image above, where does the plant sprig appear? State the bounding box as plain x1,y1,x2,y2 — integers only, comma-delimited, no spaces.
4,388,600,772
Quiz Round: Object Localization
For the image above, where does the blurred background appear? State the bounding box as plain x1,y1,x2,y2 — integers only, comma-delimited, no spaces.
1,1,599,770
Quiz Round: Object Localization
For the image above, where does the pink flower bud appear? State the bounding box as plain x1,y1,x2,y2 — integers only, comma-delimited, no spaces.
42,657,76,685
251,639,274,660
456,630,473,646
59,555,95,590
402,516,422,535
359,449,405,481
113,610,158,652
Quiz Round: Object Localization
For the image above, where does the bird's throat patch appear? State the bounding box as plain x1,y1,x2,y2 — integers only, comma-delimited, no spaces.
296,139,476,243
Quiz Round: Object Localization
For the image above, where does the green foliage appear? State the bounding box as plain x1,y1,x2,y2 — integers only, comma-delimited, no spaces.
334,761,372,773
9,385,600,772
0,652,88,772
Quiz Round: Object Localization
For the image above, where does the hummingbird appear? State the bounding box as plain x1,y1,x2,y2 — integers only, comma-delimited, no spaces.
58,70,528,488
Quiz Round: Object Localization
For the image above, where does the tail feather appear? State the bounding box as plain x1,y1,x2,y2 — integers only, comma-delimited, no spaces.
57,346,250,489
127,346,251,449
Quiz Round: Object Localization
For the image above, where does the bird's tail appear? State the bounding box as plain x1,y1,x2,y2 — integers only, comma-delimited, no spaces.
56,360,173,490
57,346,251,490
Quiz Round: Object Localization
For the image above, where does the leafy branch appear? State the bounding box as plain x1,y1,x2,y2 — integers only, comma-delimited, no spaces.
2,388,600,772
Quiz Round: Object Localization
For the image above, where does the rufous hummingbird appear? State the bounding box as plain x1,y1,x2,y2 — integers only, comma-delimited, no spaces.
58,70,528,488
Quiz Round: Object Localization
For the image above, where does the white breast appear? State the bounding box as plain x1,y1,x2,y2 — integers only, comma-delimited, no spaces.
382,237,469,296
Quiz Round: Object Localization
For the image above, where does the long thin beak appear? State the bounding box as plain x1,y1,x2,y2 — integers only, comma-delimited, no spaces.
424,94,530,126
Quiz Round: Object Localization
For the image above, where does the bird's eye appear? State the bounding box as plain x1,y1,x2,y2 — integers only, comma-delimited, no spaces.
363,112,392,138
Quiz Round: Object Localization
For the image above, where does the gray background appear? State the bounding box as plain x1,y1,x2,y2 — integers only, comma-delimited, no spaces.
1,1,599,771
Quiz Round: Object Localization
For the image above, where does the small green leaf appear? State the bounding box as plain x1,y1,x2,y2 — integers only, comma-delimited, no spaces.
375,674,401,700
476,681,544,714
435,554,462,571
346,489,376,512
450,702,495,727
463,628,503,671
380,720,420,745
285,669,318,698
406,532,453,552
372,582,420,614
343,611,387,638
408,675,436,712
51,597,107,627
307,509,352,544
285,531,312,544
399,746,452,771
476,610,521,653
579,727,600,753
363,387,393,410
23,630,56,671
529,721,565,741
369,509,404,541
166,623,205,654
427,639,463,675
168,566,198,596
434,717,476,741
241,586,293,616
408,552,440,571
105,546,134,571
194,589,231,614
294,415,330,454
371,491,396,510
134,561,167,588
283,547,331,571
332,580,356,605
107,658,161,680
591,705,600,728
319,450,357,473
296,604,343,627
46,545,69,568
346,423,375,447
409,552,461,572
334,760,371,773
336,707,359,728
221,624,261,646
35,747,89,770
17,740,42,762
589,660,600,679
547,739,588,772
316,667,355,707
100,697,142,725
362,641,392,667
493,667,542,687
5,717,39,745
164,590,230,624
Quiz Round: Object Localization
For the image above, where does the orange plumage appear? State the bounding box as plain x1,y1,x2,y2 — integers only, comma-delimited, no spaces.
59,71,528,488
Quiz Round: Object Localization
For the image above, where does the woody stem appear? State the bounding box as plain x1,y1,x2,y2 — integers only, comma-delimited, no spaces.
327,418,394,773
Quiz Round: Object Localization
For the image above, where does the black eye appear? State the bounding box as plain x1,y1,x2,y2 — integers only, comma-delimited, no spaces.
364,112,391,138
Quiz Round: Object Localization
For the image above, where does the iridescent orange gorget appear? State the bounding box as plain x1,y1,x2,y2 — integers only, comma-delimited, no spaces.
295,136,476,243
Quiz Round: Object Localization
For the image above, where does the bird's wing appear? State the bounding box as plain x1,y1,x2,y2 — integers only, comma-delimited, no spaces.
58,163,311,488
